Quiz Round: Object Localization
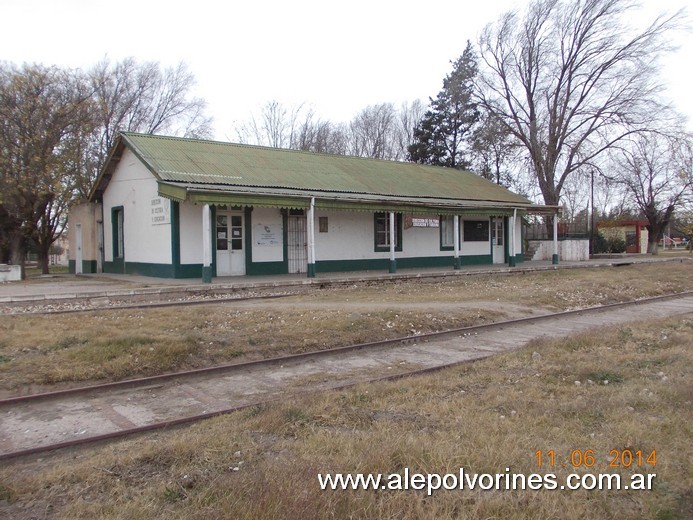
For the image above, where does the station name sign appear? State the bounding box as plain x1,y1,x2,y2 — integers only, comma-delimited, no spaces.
151,197,171,225
404,215,439,229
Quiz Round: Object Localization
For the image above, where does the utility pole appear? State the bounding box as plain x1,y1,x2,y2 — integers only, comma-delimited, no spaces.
589,169,595,256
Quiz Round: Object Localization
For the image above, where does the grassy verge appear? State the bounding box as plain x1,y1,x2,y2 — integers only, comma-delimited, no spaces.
0,262,690,393
1,314,690,519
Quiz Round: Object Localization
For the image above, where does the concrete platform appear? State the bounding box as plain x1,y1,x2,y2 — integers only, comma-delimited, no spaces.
0,256,689,304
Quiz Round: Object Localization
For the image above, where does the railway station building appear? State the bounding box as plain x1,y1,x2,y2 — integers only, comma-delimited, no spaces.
68,133,559,281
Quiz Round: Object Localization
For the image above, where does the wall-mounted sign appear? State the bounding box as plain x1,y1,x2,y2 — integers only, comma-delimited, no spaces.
404,215,439,229
151,197,170,225
254,223,281,246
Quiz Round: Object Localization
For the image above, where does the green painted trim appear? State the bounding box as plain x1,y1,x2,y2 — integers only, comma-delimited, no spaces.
374,212,402,252
454,257,462,270
158,182,187,202
515,253,525,263
104,261,173,277
202,265,212,283
317,200,468,215
111,206,125,272
102,253,493,279
316,254,491,273
104,258,124,274
244,206,253,270
190,192,309,208
307,263,316,277
178,264,204,278
83,260,98,273
281,210,288,269
171,201,181,278
400,255,491,269
210,206,217,277
552,253,559,265
247,261,287,276
504,216,509,265
389,259,397,273
68,259,75,274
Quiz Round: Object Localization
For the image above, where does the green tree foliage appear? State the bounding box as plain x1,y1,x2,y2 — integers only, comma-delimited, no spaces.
408,41,479,169
470,111,518,186
0,63,93,275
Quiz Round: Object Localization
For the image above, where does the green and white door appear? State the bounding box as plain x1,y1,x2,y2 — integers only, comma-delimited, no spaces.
216,211,245,275
492,217,505,264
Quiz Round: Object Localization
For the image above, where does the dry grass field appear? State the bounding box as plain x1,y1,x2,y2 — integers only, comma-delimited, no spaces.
0,313,690,519
0,262,691,394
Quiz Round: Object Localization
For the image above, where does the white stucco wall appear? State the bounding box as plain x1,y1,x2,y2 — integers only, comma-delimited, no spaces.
459,218,492,256
402,222,447,258
103,149,171,264
180,202,203,265
314,211,378,261
312,211,489,261
512,216,522,255
251,207,284,262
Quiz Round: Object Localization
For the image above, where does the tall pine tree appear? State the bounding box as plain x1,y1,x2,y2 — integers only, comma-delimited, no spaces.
408,41,479,169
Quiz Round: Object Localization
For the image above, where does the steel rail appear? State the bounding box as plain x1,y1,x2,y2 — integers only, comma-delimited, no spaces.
1,290,691,461
5,257,689,316
0,291,299,316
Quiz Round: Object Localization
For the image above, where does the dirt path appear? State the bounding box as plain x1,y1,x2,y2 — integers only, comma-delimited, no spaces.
2,294,691,459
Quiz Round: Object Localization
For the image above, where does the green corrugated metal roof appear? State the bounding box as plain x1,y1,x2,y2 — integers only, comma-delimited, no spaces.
114,132,535,207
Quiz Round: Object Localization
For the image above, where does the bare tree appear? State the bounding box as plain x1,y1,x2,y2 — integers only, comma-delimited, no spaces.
475,0,681,213
395,99,426,161
235,100,423,161
349,103,399,159
235,100,307,148
608,131,692,253
77,58,213,199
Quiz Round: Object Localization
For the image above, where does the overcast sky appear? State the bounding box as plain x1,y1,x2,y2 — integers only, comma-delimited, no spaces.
2,0,690,140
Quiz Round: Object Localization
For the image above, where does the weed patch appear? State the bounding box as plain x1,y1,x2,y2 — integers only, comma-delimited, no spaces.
0,315,690,519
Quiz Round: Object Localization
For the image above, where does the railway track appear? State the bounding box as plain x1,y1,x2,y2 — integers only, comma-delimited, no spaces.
1,291,691,461
5,257,689,316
